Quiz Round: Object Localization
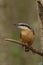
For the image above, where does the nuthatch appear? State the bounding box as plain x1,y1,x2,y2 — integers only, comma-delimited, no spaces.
14,23,35,52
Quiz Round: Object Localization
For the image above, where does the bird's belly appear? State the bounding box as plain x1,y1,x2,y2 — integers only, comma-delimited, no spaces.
21,31,34,45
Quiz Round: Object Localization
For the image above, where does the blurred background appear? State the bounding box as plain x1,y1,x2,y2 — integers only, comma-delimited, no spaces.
0,0,42,65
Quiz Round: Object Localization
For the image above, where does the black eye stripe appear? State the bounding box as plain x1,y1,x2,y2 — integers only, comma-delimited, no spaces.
20,24,31,29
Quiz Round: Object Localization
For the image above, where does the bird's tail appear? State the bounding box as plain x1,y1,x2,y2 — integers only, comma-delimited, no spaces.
25,46,29,52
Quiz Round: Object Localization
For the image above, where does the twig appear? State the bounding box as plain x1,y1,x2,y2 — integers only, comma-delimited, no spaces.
4,38,43,56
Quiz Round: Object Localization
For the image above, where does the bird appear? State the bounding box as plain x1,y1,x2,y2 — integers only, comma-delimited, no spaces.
14,23,35,52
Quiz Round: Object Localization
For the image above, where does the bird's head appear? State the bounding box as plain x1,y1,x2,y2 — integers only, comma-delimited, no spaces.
14,23,33,31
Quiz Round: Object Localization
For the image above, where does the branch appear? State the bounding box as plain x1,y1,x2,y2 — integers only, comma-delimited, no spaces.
4,38,43,56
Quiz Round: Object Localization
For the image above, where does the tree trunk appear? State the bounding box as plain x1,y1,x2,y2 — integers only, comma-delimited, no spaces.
37,0,43,64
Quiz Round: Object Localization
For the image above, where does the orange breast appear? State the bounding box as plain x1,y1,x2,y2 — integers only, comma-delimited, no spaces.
21,30,34,46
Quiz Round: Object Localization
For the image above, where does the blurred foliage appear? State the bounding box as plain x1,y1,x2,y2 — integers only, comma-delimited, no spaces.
11,45,21,58
11,31,20,40
38,62,43,65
